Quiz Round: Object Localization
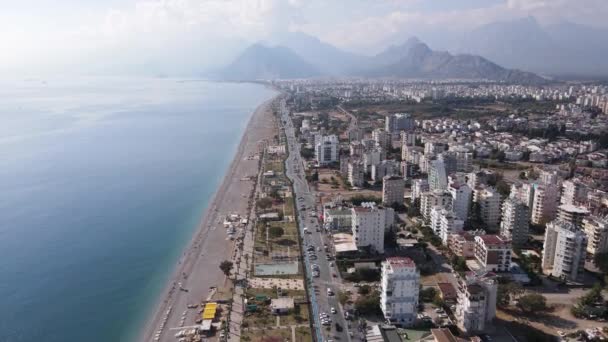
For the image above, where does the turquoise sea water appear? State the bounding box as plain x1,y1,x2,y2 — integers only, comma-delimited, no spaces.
0,78,276,342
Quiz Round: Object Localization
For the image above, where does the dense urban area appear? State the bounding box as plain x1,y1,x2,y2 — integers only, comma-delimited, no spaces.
176,80,608,342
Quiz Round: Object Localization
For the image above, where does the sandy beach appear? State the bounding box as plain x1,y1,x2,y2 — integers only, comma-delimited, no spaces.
139,94,278,342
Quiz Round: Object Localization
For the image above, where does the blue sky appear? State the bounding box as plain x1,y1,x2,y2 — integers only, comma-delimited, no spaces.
1,0,607,75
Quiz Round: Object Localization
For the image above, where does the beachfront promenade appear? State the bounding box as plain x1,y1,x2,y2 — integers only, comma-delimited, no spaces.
140,97,278,342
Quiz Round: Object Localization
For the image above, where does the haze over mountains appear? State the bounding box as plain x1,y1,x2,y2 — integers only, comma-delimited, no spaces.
432,17,608,78
218,34,545,83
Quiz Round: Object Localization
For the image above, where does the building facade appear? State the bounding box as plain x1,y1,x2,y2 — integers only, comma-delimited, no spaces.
449,183,472,221
500,198,530,247
474,187,502,231
474,235,512,272
542,220,588,281
380,257,420,326
315,135,338,165
352,203,387,253
583,216,608,256
455,273,498,334
382,176,405,206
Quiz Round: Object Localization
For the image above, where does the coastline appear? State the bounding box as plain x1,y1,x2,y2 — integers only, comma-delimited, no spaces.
138,93,279,342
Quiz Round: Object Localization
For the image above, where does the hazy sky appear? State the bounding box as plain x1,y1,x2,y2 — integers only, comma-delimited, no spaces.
2,0,607,75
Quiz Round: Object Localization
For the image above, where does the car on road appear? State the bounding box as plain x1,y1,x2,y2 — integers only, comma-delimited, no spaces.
331,307,337,314
327,287,334,296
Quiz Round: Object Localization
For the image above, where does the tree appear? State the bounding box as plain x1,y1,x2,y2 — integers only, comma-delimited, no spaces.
420,287,437,302
407,198,421,217
338,291,350,305
594,252,608,274
268,226,284,238
579,283,603,306
450,256,468,273
355,291,380,315
497,282,524,307
358,285,371,295
219,260,234,277
257,198,273,210
516,293,548,313
496,180,511,197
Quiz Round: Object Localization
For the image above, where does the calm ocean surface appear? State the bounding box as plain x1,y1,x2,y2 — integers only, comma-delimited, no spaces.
0,78,276,342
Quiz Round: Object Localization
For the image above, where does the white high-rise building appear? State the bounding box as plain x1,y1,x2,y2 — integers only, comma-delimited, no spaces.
428,159,448,191
500,198,530,247
381,257,419,326
452,147,474,172
456,273,498,334
542,220,587,281
400,131,417,147
540,170,560,186
411,179,429,201
421,190,453,221
352,203,387,253
474,187,502,231
372,160,399,182
382,176,405,206
315,135,338,166
561,180,588,205
531,185,560,226
372,128,390,149
439,210,465,244
449,183,472,221
510,182,536,215
583,216,608,256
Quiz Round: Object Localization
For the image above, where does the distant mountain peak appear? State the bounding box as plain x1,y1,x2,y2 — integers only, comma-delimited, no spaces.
218,43,320,80
220,35,545,83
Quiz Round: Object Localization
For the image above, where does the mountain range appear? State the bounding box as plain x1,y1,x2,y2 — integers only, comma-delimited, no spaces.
440,17,608,78
218,35,545,83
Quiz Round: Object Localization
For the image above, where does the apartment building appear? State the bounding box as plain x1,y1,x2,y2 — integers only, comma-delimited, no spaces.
380,257,420,326
448,231,485,258
455,273,498,334
561,180,588,206
421,190,453,222
500,198,530,247
583,216,608,256
449,183,472,221
315,135,338,166
386,113,415,133
474,187,502,231
352,203,387,253
429,159,448,191
557,204,589,229
474,235,512,272
382,175,405,206
542,220,588,281
531,185,560,226
412,179,430,201
348,161,365,188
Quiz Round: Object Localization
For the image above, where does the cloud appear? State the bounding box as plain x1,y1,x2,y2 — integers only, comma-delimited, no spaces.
1,0,607,74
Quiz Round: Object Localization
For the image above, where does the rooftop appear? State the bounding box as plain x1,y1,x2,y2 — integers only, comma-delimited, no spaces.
386,257,416,269
477,234,509,246
431,328,459,342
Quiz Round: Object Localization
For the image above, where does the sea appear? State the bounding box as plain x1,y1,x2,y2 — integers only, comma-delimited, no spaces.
0,77,277,342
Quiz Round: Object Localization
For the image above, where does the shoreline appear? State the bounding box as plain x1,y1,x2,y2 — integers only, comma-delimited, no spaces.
138,93,279,342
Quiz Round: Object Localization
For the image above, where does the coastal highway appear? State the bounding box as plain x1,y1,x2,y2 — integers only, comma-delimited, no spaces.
281,101,352,342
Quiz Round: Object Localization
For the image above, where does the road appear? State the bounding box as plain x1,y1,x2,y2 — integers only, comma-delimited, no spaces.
281,101,353,342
